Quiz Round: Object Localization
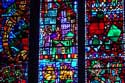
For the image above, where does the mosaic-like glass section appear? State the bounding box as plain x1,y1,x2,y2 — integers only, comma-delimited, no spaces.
0,0,29,83
85,0,125,83
39,0,78,82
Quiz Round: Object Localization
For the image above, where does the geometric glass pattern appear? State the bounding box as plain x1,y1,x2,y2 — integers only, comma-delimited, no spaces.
85,0,125,83
39,0,78,82
0,0,29,83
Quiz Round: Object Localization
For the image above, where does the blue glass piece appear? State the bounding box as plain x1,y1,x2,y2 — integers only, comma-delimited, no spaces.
2,0,15,8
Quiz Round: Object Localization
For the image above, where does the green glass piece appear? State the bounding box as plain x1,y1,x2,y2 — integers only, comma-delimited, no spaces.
50,80,55,83
92,38,100,46
15,70,21,76
53,40,59,45
65,47,70,54
105,40,111,44
119,64,122,67
105,45,110,50
66,80,73,83
53,40,72,46
44,80,49,83
61,40,72,46
52,47,56,55
66,32,74,37
44,80,55,83
112,0,118,4
102,77,106,81
107,25,121,42
91,60,98,67
7,3,16,14
97,11,104,18
105,40,111,49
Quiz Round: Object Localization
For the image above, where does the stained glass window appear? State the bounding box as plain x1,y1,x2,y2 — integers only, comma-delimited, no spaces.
39,0,78,83
85,0,125,83
0,0,29,83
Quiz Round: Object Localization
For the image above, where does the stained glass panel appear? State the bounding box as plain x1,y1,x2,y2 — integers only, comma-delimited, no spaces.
39,0,78,83
85,0,124,82
0,0,29,83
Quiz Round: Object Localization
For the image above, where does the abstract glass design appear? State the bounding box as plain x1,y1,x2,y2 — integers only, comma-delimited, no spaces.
0,0,29,83
39,0,78,82
85,0,125,83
